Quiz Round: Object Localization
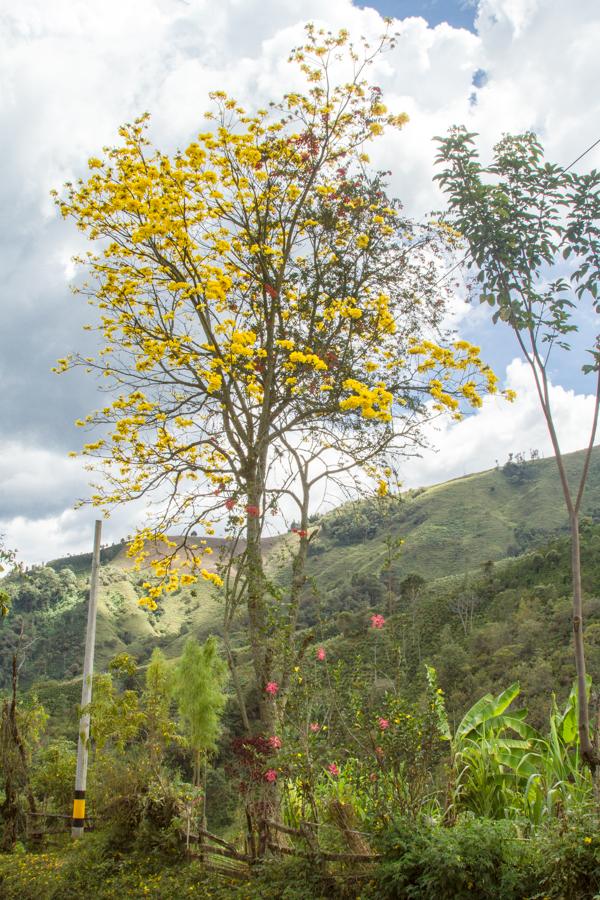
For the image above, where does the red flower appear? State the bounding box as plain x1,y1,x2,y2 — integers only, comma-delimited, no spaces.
264,769,277,782
265,681,279,696
268,735,282,750
316,647,326,661
246,505,260,517
225,498,236,510
370,614,385,629
327,763,339,777
378,717,390,730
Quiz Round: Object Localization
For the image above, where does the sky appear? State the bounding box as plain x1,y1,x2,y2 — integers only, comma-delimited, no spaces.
363,0,477,30
0,0,599,564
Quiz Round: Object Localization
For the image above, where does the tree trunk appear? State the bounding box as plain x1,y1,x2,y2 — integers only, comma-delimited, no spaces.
0,655,37,849
244,468,277,734
1,770,18,851
570,513,595,764
202,755,208,832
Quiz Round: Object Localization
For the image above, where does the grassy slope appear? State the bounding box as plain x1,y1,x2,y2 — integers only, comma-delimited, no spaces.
4,445,599,695
304,446,600,594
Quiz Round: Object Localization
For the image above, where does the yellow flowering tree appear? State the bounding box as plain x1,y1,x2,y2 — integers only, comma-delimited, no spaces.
55,26,509,733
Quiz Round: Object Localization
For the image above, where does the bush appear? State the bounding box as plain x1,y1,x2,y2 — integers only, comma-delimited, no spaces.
534,819,600,899
31,740,77,814
88,751,182,854
370,818,535,900
249,858,347,899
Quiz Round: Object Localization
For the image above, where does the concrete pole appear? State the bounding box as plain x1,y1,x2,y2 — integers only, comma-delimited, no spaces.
71,519,102,837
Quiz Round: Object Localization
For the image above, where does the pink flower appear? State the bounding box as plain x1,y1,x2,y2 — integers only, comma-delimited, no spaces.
225,498,236,511
316,647,326,661
265,681,279,696
246,504,260,517
268,735,282,750
370,614,386,629
327,763,340,777
309,722,320,733
264,769,277,782
378,717,389,730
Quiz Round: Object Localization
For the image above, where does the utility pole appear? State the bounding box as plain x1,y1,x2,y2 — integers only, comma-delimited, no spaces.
71,519,102,837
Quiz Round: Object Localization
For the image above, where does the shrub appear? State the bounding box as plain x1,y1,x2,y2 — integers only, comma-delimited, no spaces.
31,740,77,814
249,858,346,900
370,818,535,900
533,819,600,899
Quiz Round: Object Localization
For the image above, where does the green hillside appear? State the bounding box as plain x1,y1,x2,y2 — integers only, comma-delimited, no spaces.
302,445,600,590
1,446,599,695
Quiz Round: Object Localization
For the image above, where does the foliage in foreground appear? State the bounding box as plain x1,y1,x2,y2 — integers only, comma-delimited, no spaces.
2,817,600,900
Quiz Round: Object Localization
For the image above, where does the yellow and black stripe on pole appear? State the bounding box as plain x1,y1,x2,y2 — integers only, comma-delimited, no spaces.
72,790,86,829
71,520,101,838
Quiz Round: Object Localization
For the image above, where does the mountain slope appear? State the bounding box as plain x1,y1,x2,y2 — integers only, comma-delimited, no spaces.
300,446,600,594
2,446,599,690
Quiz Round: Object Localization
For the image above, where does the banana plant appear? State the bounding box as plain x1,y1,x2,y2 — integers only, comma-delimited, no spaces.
427,666,593,822
449,683,539,819
514,677,592,824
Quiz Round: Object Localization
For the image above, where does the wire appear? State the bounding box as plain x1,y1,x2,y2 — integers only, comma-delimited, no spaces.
433,134,600,286
434,252,469,287
564,136,600,172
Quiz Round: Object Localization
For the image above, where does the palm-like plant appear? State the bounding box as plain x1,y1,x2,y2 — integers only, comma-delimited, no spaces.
427,667,593,823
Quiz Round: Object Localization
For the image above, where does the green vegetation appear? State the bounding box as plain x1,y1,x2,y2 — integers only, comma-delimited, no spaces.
2,24,599,890
3,453,600,894
3,445,600,698
1,823,600,900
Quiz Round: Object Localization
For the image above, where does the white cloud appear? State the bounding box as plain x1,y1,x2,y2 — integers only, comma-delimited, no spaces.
398,358,599,489
0,442,83,512
1,506,142,567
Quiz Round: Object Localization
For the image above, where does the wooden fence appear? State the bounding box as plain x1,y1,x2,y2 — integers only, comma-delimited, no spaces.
187,827,253,879
25,811,96,843
186,817,380,881
25,810,380,883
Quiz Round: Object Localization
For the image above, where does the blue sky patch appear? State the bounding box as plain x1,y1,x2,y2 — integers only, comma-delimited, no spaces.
356,0,477,31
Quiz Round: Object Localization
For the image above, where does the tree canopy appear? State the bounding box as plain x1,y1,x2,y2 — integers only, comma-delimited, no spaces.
55,26,510,732
434,126,600,762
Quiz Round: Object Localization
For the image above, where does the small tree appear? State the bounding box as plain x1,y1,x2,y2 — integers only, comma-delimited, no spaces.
31,740,77,815
450,589,480,636
172,637,228,808
142,648,179,771
435,128,600,762
0,639,46,850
